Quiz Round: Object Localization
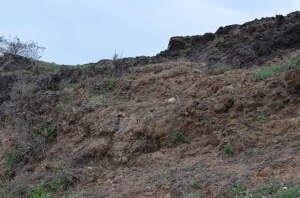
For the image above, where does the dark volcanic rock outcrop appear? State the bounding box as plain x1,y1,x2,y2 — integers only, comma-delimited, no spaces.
157,11,300,67
0,74,16,104
0,53,35,72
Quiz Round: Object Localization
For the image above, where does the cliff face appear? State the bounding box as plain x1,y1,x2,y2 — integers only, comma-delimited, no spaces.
0,12,300,198
158,11,300,67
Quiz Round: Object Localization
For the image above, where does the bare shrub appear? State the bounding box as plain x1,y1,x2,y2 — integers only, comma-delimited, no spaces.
12,116,48,164
0,36,45,59
112,50,123,67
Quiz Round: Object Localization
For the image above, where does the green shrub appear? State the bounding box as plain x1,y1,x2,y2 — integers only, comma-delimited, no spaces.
89,96,111,107
257,183,282,196
45,124,57,137
212,66,234,75
41,122,57,137
49,178,65,190
191,181,202,189
231,180,248,197
276,185,300,198
256,115,267,121
29,185,52,198
170,131,189,145
4,149,18,171
107,77,117,90
223,143,234,154
29,177,66,198
254,65,287,79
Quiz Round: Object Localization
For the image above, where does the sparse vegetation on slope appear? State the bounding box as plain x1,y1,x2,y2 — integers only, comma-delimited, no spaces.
0,11,300,198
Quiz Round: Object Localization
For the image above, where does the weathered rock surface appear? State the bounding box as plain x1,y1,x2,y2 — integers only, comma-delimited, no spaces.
158,11,300,68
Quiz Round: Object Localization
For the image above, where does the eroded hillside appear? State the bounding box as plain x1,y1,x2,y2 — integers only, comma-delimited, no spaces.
0,11,300,198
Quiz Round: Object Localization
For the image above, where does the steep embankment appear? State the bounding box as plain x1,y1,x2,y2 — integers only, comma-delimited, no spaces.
0,11,300,198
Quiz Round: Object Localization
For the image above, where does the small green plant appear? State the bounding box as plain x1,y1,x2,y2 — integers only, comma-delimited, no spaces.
99,67,107,74
212,65,234,75
165,171,174,180
99,97,111,107
66,96,74,103
155,180,162,188
128,75,137,80
29,177,66,198
1,119,8,129
29,185,52,198
66,82,80,89
4,149,18,171
0,72,14,77
145,176,152,183
55,103,70,112
92,85,101,94
41,123,57,137
256,115,267,121
107,77,117,90
285,59,300,70
231,180,248,197
183,43,196,52
215,38,228,47
50,178,65,190
191,181,202,189
89,96,111,107
218,171,229,179
46,124,57,137
195,166,206,173
170,131,189,145
223,143,234,154
257,182,282,196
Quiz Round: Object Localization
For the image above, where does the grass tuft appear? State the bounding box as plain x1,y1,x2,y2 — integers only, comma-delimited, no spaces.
223,143,234,154
170,131,189,145
4,149,18,171
212,65,234,75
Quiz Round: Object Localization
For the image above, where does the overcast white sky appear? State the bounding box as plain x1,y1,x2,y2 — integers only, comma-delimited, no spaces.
1,0,299,64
